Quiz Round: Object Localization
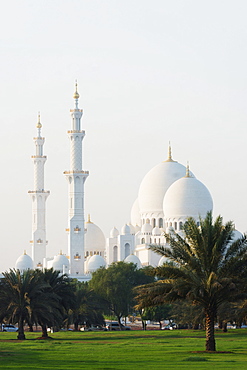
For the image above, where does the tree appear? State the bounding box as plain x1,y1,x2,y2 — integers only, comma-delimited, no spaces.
32,269,75,338
135,212,247,351
0,269,47,339
69,281,105,330
89,262,154,328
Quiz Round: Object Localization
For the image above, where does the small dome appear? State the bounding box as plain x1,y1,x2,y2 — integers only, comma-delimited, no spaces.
141,222,153,234
127,223,136,235
52,253,69,272
15,252,34,271
121,224,131,235
130,198,141,227
85,217,105,253
87,254,106,273
110,227,119,238
152,227,161,236
163,174,213,220
230,230,243,244
158,256,169,266
124,254,142,269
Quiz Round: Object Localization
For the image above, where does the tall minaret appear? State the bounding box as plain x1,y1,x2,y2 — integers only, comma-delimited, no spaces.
64,83,89,275
28,114,50,268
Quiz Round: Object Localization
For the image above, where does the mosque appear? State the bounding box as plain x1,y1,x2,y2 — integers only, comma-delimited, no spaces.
14,84,242,280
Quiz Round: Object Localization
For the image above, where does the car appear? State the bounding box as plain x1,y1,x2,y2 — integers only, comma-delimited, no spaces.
106,322,131,331
2,324,18,332
80,325,107,332
162,323,178,330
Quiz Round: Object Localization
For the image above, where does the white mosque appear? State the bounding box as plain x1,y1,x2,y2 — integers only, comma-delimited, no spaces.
14,84,242,280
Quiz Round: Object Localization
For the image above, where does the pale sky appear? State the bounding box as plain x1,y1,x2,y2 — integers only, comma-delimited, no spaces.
0,0,247,272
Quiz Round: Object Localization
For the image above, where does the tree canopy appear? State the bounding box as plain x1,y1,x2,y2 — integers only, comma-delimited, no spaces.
89,262,154,327
135,212,247,351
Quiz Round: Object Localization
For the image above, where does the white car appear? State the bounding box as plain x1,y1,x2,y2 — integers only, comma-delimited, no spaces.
2,324,18,332
80,325,107,332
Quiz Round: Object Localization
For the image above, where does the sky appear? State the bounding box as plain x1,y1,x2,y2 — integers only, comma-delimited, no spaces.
0,0,247,272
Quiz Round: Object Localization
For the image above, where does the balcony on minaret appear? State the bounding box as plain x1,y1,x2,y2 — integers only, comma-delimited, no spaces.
28,190,50,194
37,239,43,244
67,130,85,134
74,253,81,260
63,170,89,175
37,262,43,268
74,226,81,233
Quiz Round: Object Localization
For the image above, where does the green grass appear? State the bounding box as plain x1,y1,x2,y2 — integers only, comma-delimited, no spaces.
0,329,247,369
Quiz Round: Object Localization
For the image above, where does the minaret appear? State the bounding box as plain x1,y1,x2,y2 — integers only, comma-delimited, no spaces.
28,114,50,268
64,83,89,275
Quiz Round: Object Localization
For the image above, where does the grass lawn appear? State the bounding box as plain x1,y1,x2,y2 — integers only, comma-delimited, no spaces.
0,329,247,369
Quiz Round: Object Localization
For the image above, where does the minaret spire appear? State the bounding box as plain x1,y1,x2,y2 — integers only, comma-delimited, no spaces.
28,114,50,268
64,82,89,276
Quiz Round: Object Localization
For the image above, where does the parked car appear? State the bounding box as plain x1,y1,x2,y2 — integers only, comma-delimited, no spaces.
162,323,178,330
80,325,107,332
106,322,131,331
1,324,18,332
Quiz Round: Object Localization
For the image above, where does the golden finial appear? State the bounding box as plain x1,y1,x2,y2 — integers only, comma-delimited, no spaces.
59,250,62,255
87,214,92,223
168,141,172,160
73,80,80,99
24,250,26,255
36,112,42,129
185,162,191,177
164,141,175,162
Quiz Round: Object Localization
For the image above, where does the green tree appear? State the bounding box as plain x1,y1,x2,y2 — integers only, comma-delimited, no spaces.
32,269,75,337
135,212,247,351
69,281,105,330
0,269,47,339
89,262,153,328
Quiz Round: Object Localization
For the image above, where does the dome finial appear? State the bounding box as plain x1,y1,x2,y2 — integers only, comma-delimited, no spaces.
87,214,92,223
59,250,62,255
185,161,191,177
168,141,172,160
73,80,80,100
164,141,175,162
24,250,26,255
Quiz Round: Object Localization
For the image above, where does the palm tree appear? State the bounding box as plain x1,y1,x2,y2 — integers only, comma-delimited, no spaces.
0,269,47,339
36,269,75,337
135,212,247,351
71,282,105,330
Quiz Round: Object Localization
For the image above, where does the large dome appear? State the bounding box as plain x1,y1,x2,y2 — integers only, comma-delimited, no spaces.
163,172,213,220
15,252,34,271
85,216,105,253
130,198,141,226
138,150,187,215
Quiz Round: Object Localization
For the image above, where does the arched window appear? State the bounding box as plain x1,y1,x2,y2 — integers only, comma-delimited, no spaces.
113,246,118,262
152,219,156,228
125,243,130,258
174,222,177,230
141,238,145,244
179,221,183,230
159,218,163,228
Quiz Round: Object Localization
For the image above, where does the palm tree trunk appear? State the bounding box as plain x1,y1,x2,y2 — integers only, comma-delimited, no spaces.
205,309,216,351
17,316,25,340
